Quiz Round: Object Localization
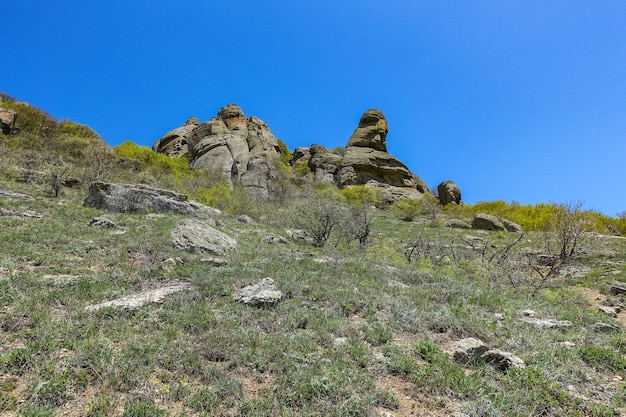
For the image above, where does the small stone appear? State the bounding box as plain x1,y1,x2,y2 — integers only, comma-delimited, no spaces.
480,349,525,371
445,219,471,229
521,318,572,329
387,279,409,289
593,322,621,333
610,283,626,295
233,278,284,305
522,310,536,317
333,337,348,347
598,306,618,318
199,257,228,267
452,338,489,364
161,258,177,271
262,233,288,244
237,215,254,224
85,283,192,311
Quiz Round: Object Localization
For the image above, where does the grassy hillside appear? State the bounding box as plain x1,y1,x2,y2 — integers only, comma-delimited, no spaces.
1,98,626,416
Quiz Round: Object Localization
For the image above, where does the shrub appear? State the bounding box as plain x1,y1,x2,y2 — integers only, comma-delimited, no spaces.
289,192,348,247
42,161,71,197
579,345,626,374
58,120,101,140
546,201,596,262
122,399,165,417
339,186,378,207
276,139,292,167
193,183,259,216
391,199,421,221
292,162,310,177
0,102,59,143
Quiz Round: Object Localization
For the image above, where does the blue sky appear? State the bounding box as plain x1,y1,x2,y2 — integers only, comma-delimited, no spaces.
2,1,625,215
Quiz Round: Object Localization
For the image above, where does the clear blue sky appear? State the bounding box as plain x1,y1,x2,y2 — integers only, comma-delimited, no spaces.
3,1,626,215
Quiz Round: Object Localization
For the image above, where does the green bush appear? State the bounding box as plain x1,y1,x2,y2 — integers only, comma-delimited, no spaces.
58,120,101,140
391,199,421,221
193,183,259,216
276,139,292,167
122,399,165,417
339,186,379,207
580,345,626,374
292,162,310,177
0,102,59,144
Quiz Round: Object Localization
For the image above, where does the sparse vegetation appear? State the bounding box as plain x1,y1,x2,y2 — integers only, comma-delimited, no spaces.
1,97,625,416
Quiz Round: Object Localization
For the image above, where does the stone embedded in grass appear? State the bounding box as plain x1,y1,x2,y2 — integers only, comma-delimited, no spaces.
500,218,523,233
89,215,124,232
171,218,238,255
233,278,284,305
200,257,228,267
0,189,35,200
472,213,506,231
85,283,192,311
236,215,254,224
453,338,525,371
83,182,221,218
521,317,573,329
261,233,289,244
161,257,183,271
452,338,490,364
0,207,43,218
598,305,619,318
445,219,471,229
610,282,626,295
593,322,622,333
480,349,525,371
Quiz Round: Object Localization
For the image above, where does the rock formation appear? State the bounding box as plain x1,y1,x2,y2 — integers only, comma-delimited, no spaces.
437,180,462,205
0,108,15,134
308,144,342,183
338,109,428,202
83,182,221,218
290,147,311,166
153,104,284,200
171,218,238,255
152,116,199,157
152,106,439,203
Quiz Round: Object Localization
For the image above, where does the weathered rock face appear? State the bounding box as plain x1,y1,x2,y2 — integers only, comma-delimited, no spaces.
290,147,311,166
338,109,427,202
471,213,506,231
345,109,388,151
83,182,221,218
186,104,283,200
233,278,284,305
308,144,342,183
437,181,462,205
0,107,16,134
171,219,237,255
152,117,199,157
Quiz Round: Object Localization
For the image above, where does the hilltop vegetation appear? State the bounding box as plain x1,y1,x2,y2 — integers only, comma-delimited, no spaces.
1,97,626,416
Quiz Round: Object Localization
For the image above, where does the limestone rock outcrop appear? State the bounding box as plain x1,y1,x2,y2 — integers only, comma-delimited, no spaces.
471,213,506,231
290,147,311,166
308,144,342,183
437,181,462,205
152,117,199,157
171,218,237,255
338,109,427,202
152,104,285,200
233,278,284,305
0,108,16,134
83,182,220,218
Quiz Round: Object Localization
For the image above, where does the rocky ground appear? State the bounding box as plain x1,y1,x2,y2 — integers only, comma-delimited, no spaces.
0,177,625,417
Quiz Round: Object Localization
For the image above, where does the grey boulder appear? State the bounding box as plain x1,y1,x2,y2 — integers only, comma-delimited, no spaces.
171,219,237,255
